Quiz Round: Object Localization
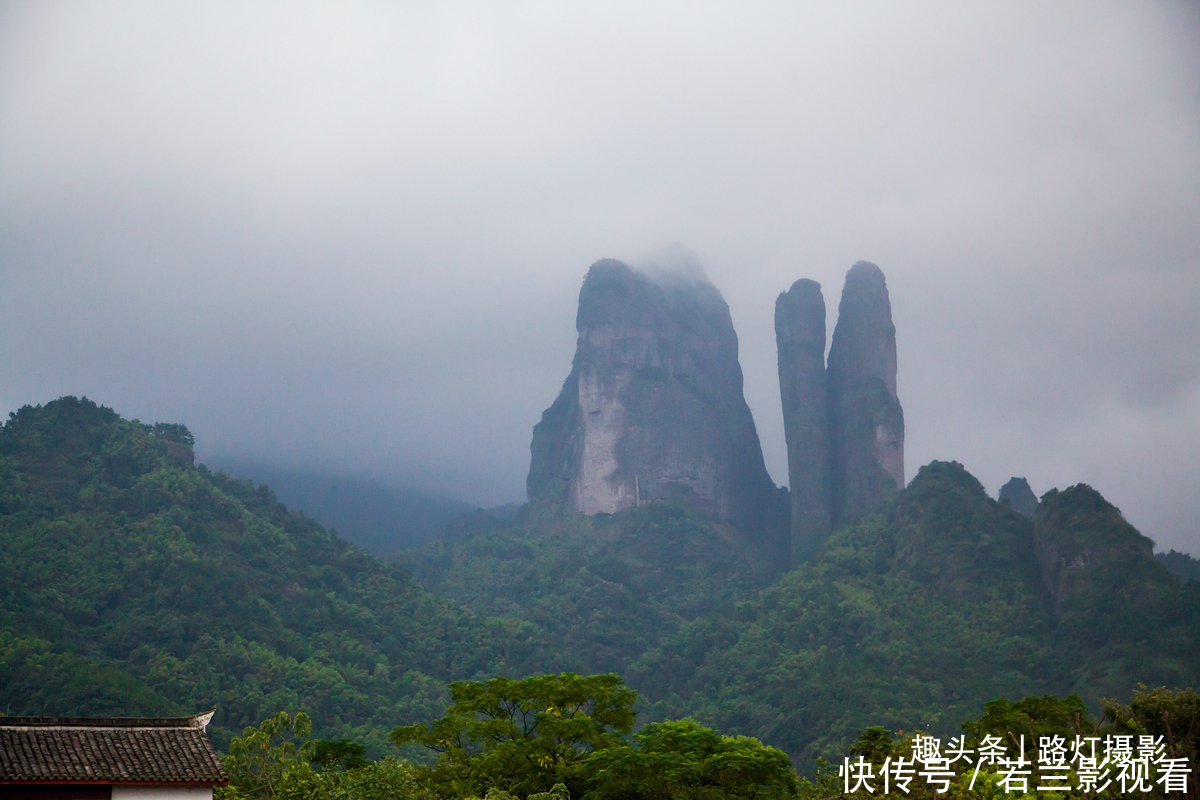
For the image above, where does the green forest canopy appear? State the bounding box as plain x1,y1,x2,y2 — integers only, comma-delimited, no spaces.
2,397,1199,771
218,676,1200,800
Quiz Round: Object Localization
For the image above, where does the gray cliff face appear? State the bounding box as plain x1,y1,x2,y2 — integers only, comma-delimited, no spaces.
826,261,905,526
775,279,831,563
999,477,1038,517
528,259,787,556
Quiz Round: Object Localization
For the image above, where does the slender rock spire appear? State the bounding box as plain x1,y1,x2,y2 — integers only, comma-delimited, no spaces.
775,279,831,564
827,261,905,526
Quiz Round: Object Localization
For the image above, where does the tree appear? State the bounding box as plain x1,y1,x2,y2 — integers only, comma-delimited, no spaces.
1103,686,1200,800
151,421,195,448
390,672,636,799
848,726,899,764
312,739,370,772
585,718,798,800
222,711,314,800
271,758,434,800
961,694,1095,750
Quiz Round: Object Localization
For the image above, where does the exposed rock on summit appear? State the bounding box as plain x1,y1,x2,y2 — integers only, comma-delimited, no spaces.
827,261,905,526
775,279,832,563
528,258,787,556
999,477,1038,518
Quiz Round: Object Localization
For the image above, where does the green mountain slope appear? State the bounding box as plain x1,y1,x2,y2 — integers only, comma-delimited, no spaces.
4,397,1196,775
1035,482,1199,696
0,397,523,749
408,461,1200,767
627,463,1057,765
641,464,1199,764
402,504,777,679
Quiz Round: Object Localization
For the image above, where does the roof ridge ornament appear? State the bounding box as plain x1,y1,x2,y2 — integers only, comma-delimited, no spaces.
191,709,216,731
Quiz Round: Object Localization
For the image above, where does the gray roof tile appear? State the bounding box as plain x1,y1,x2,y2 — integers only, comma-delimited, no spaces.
0,714,228,785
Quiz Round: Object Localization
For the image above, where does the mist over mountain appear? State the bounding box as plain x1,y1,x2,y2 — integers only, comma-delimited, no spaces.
210,461,469,555
999,476,1039,517
2,3,1197,553
1158,549,1200,583
1,5,1198,794
5,238,1200,778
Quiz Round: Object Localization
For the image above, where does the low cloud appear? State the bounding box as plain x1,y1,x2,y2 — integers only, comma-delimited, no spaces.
1,1,1198,549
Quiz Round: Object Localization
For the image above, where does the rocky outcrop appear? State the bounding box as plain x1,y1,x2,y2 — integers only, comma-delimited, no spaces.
774,261,905,545
998,477,1037,517
826,261,905,526
528,258,788,557
1032,485,1187,701
1033,485,1172,617
775,279,831,563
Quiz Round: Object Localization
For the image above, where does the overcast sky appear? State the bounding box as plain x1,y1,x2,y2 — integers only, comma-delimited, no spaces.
2,2,1198,551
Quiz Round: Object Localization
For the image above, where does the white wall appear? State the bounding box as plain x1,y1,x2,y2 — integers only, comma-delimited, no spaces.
112,787,213,800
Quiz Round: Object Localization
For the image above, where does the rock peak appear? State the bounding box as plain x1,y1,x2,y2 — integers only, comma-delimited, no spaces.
776,261,905,542
529,258,788,558
998,477,1038,517
775,279,831,563
826,261,904,526
829,261,899,398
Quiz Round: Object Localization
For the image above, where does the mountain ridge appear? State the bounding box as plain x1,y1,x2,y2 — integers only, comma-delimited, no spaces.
0,397,531,751
3,397,1198,769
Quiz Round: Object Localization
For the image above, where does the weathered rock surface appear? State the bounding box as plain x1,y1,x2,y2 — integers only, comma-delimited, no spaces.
826,261,905,526
998,477,1038,517
775,279,831,563
528,258,787,556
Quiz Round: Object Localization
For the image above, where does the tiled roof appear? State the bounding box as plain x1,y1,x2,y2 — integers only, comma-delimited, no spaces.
0,712,228,785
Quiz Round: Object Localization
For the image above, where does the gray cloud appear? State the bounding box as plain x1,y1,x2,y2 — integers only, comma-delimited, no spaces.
2,2,1198,549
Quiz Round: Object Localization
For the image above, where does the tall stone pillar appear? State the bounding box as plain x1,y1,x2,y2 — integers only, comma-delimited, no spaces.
827,261,905,526
775,279,831,564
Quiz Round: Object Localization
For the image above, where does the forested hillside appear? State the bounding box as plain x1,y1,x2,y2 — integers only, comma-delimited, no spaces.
0,398,535,750
405,461,1200,765
405,504,777,678
1159,549,1200,583
4,397,1198,772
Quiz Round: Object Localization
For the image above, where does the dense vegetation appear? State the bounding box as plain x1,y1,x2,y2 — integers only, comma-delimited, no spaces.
404,505,777,679
0,397,535,749
3,396,1199,781
216,678,1200,800
219,674,802,800
405,462,1200,766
